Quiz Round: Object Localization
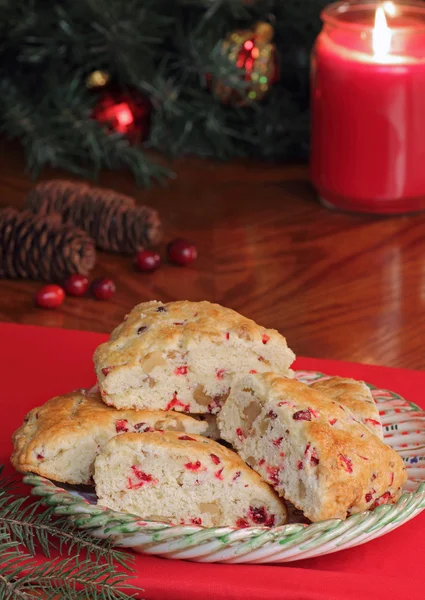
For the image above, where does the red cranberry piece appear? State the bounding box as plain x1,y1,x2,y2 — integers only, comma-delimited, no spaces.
266,466,280,485
137,250,161,272
115,419,129,433
190,517,202,525
167,238,198,266
297,460,304,470
249,506,267,524
258,458,266,466
232,471,241,481
91,278,116,301
339,454,353,473
214,468,224,480
225,332,230,340
267,410,277,419
64,274,89,297
185,461,202,471
35,284,65,309
249,369,257,374
175,366,188,375
210,453,221,465
389,472,394,486
216,369,225,380
166,395,190,412
236,428,245,441
293,409,312,421
36,453,44,460
372,491,393,508
272,437,283,447
236,518,250,528
102,366,113,376
365,492,373,503
328,418,337,426
134,422,154,432
262,334,270,344
178,435,196,441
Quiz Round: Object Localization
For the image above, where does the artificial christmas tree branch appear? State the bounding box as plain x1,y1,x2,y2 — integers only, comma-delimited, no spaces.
0,0,329,185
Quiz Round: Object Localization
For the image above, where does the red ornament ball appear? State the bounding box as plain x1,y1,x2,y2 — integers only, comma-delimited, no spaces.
35,284,65,309
65,274,89,297
91,278,116,301
137,250,161,272
167,239,198,266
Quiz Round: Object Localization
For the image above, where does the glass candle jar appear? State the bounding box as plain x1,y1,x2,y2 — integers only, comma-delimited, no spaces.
310,1,425,214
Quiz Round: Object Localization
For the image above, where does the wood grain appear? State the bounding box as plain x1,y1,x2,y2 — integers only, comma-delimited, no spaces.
1,142,425,370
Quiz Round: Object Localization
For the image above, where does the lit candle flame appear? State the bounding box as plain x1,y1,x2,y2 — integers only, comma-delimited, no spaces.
383,1,397,17
373,6,392,59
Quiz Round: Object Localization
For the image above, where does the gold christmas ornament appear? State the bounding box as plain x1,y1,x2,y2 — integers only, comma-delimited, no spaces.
213,21,278,105
86,70,110,89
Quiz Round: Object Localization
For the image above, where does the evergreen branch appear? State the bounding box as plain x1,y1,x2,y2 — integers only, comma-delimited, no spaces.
0,468,143,598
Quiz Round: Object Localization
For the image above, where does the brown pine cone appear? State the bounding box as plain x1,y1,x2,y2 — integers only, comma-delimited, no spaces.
0,208,96,281
25,179,162,253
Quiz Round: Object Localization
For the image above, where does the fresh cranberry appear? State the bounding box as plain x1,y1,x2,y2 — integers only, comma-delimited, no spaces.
91,278,116,300
35,284,65,309
167,238,198,266
137,250,161,272
64,274,89,296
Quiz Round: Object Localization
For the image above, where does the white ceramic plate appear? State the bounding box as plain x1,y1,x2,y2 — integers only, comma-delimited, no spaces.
25,371,425,564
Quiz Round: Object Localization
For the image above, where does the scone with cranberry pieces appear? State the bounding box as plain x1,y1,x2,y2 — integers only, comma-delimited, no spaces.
94,431,287,528
11,389,211,485
218,373,407,522
94,300,295,414
309,376,383,440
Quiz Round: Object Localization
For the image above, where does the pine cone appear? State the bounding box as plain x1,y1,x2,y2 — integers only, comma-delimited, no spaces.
0,208,96,281
26,180,162,253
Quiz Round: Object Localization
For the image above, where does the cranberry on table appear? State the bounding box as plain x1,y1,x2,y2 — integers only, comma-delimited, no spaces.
167,238,198,266
64,274,89,296
136,250,161,272
35,284,65,309
91,278,116,301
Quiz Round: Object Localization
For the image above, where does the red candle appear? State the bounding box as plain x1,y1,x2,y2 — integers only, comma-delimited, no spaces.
310,1,425,214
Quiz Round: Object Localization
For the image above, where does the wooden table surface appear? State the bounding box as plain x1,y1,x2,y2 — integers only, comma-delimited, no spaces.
1,144,425,370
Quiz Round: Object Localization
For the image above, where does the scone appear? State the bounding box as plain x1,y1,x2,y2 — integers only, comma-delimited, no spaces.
93,300,295,413
11,389,211,485
309,376,383,439
94,431,288,528
217,373,407,522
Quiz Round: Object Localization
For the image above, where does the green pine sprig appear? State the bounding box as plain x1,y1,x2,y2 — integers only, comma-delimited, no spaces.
0,467,143,600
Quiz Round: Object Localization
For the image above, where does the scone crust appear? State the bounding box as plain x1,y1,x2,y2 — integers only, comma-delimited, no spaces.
309,376,383,439
93,300,295,412
11,390,209,484
218,373,407,522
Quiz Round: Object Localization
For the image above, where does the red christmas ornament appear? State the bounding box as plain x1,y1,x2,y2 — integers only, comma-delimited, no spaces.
65,274,89,297
91,278,116,301
137,250,161,272
35,284,65,309
167,239,198,266
92,87,152,143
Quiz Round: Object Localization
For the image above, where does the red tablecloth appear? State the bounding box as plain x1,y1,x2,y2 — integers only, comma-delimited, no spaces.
1,322,424,600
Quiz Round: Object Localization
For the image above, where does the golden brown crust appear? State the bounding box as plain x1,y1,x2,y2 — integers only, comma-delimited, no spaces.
11,390,209,484
309,376,383,438
93,300,295,412
218,373,407,521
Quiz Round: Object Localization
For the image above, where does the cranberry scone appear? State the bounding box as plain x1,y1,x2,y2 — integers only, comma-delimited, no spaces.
217,373,407,522
309,377,383,440
11,389,211,485
93,300,295,414
94,431,287,528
